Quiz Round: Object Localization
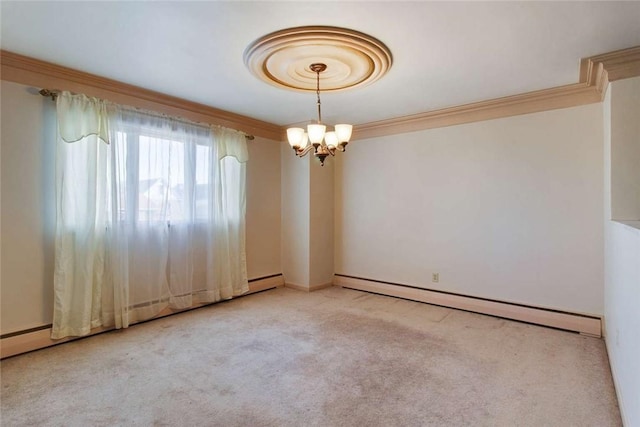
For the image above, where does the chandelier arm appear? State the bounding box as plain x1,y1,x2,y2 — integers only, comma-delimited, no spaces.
295,144,316,157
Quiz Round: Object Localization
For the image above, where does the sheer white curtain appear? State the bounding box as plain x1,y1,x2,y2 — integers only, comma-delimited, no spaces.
52,93,110,338
52,92,248,339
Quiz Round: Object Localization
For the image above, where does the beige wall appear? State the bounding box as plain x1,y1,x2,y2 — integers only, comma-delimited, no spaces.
604,77,640,427
245,136,282,279
335,103,604,315
280,146,335,289
1,81,56,334
309,158,334,287
280,145,310,287
0,81,282,335
610,77,640,223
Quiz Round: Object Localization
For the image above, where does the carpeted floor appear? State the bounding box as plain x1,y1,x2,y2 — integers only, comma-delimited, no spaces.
1,286,621,426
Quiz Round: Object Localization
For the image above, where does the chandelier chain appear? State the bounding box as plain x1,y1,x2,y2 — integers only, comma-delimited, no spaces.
316,70,322,123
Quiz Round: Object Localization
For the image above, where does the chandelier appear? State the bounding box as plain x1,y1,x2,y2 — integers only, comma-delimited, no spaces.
286,63,352,166
243,26,392,166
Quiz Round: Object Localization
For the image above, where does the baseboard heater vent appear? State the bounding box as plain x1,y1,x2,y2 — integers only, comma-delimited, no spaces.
333,274,601,337
1,274,285,360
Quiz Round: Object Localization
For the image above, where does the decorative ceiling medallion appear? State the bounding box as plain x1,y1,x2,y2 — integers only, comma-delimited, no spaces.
243,26,392,92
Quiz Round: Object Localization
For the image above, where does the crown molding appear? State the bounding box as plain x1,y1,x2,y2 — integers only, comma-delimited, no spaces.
0,50,282,141
352,83,601,140
581,46,640,86
353,45,640,140
3,47,639,142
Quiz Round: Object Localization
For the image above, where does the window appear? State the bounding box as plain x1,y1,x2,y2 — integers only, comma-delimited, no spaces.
52,92,248,339
110,113,218,225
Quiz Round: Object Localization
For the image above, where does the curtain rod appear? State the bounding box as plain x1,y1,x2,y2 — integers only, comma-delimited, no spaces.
38,89,255,140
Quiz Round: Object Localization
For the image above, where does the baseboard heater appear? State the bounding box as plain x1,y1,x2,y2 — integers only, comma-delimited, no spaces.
0,274,285,359
333,274,601,337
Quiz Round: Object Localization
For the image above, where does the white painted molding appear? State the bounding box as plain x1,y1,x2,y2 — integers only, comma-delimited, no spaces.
244,26,392,93
0,275,284,359
249,274,286,292
284,282,333,292
604,338,630,427
353,46,640,140
353,83,601,140
0,50,282,141
3,46,638,143
333,275,602,336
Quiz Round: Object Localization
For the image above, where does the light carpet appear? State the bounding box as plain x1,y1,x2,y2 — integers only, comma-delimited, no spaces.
1,286,621,426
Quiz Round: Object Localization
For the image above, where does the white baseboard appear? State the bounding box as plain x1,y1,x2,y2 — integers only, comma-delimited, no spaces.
333,275,602,336
604,335,630,427
285,282,333,292
248,274,285,292
0,275,284,359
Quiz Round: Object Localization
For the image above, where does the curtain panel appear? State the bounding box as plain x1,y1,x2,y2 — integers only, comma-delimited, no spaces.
51,92,249,339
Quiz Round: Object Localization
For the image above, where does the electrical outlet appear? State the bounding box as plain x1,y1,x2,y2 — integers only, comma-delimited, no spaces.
432,273,439,283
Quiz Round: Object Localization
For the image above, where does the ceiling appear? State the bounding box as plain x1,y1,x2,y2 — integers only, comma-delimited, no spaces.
2,2,640,127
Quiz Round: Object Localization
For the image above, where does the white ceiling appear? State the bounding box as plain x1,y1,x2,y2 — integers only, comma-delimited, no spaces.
2,1,639,127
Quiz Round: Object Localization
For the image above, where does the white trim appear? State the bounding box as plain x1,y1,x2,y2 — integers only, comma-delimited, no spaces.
248,274,285,292
604,336,630,427
0,275,284,359
333,275,602,336
284,282,333,292
3,47,638,143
